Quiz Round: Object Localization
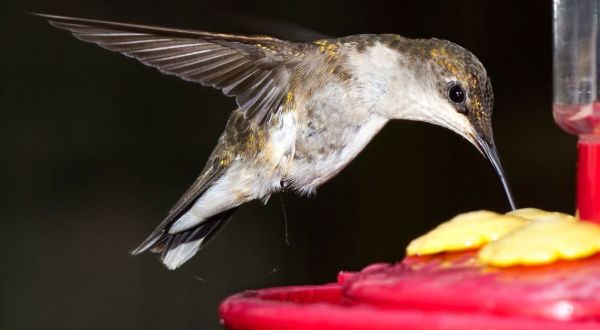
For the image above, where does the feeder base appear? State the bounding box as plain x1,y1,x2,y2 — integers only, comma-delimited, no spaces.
220,252,600,330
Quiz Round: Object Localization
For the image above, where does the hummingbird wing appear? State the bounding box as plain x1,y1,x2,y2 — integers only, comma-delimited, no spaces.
34,13,309,122
131,110,253,265
131,136,228,256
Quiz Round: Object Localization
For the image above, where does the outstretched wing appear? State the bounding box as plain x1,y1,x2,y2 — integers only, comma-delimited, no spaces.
132,109,249,255
34,13,309,122
131,150,227,255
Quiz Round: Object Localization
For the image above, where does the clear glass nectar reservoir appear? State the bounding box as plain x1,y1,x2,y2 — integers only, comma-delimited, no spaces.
553,0,600,135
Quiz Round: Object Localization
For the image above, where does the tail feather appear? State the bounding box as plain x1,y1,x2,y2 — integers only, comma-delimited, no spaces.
132,208,237,269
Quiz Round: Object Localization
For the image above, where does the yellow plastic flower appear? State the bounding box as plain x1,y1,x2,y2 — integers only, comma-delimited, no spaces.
479,215,600,267
506,208,575,221
407,208,600,267
406,210,527,256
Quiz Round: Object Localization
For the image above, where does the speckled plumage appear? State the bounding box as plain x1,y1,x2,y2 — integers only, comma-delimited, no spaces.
37,14,515,269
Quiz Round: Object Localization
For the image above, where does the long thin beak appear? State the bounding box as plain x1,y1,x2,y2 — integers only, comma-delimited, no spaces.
475,137,517,210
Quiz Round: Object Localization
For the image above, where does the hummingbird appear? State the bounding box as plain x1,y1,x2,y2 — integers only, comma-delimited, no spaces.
35,13,516,269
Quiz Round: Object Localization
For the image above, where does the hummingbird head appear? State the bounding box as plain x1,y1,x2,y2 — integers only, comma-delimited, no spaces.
420,39,495,148
376,37,515,209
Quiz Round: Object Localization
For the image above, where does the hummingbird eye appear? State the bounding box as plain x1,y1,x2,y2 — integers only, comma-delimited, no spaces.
448,84,466,104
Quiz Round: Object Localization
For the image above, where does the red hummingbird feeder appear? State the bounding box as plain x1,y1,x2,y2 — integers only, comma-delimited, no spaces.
220,253,600,330
219,1,600,328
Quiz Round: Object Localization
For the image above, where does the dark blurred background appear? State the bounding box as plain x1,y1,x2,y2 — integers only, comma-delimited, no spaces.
1,1,573,329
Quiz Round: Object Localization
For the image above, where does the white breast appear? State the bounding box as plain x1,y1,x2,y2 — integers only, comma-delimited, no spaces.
290,116,387,194
287,79,388,195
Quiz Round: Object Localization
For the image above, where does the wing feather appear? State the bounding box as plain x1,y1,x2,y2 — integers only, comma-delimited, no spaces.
36,13,311,122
